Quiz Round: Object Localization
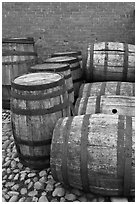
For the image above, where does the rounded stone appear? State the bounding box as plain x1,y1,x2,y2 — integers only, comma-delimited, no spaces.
33,177,38,182
32,197,39,202
28,190,38,197
110,197,128,202
46,183,54,192
71,188,82,196
39,170,47,177
28,173,36,178
52,187,65,197
39,176,47,183
11,160,16,169
65,193,77,201
28,181,33,190
2,140,10,149
20,188,27,195
4,160,11,167
97,197,105,202
38,195,49,202
6,168,11,174
34,181,44,190
17,162,23,169
18,197,26,202
14,173,19,180
8,195,18,202
25,179,31,184
11,184,20,191
60,197,66,202
78,196,87,202
8,191,19,196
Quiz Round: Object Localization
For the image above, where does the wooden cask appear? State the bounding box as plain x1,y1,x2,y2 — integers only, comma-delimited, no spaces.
44,56,83,99
84,42,135,82
75,95,135,116
11,72,70,169
51,51,83,70
29,63,74,103
50,114,135,196
2,37,38,109
79,81,135,98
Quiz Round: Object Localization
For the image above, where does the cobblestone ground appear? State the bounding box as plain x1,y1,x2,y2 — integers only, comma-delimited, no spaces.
2,110,135,202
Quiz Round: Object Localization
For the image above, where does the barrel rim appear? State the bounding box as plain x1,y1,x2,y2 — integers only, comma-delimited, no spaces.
44,56,78,64
2,37,35,44
30,63,70,72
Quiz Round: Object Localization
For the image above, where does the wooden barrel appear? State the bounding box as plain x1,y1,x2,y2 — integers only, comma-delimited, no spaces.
50,114,135,196
75,95,135,116
11,72,71,170
2,37,38,109
29,63,74,103
44,56,83,99
84,42,135,82
51,51,83,70
79,81,135,98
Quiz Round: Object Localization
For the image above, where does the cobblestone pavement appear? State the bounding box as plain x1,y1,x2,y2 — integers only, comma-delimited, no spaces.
2,110,134,202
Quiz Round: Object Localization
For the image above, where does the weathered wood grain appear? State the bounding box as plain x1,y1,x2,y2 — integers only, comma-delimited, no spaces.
50,114,135,196
11,72,70,169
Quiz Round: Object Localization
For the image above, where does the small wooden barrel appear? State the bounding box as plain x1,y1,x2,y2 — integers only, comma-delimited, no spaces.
44,56,83,99
29,63,74,103
51,51,83,70
11,72,70,169
85,42,135,82
75,95,135,116
50,114,135,196
2,37,38,109
79,81,135,98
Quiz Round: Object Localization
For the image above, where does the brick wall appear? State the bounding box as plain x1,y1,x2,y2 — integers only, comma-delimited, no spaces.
2,2,135,60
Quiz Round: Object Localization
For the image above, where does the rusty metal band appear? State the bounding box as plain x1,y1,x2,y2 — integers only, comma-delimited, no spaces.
117,115,125,178
11,77,65,91
2,59,36,66
2,37,34,44
80,114,90,192
61,117,73,187
99,82,106,95
73,77,83,83
70,64,81,71
116,82,121,95
19,158,50,170
123,43,128,81
11,88,66,100
2,50,37,56
123,116,132,196
95,95,101,113
86,83,93,97
11,100,69,116
81,97,89,115
104,42,108,81
133,83,135,96
50,118,64,182
52,51,82,57
87,43,94,82
67,87,74,94
13,134,51,146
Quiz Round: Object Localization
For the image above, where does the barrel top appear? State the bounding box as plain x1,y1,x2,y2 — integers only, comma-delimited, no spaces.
13,72,62,86
30,63,69,70
45,56,77,63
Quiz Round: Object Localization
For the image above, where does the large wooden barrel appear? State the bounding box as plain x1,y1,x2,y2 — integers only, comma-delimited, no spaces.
11,72,71,169
79,81,135,98
44,56,83,99
50,114,135,196
51,51,83,70
84,42,135,82
29,63,74,103
2,37,38,109
75,95,135,116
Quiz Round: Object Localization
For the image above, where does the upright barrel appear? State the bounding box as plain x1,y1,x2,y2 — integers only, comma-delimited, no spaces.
11,72,70,169
84,42,135,82
79,82,135,98
75,95,135,116
2,37,38,109
29,63,74,103
51,51,83,70
44,56,83,99
50,114,135,196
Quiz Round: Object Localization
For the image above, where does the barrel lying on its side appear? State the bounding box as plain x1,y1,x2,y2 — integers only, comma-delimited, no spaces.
50,114,135,196
84,42,135,82
11,72,70,169
79,81,135,98
75,95,135,116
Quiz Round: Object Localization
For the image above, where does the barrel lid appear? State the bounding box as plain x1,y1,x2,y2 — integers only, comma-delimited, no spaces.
11,72,64,91
52,51,82,56
2,37,34,44
30,63,70,72
44,56,78,64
